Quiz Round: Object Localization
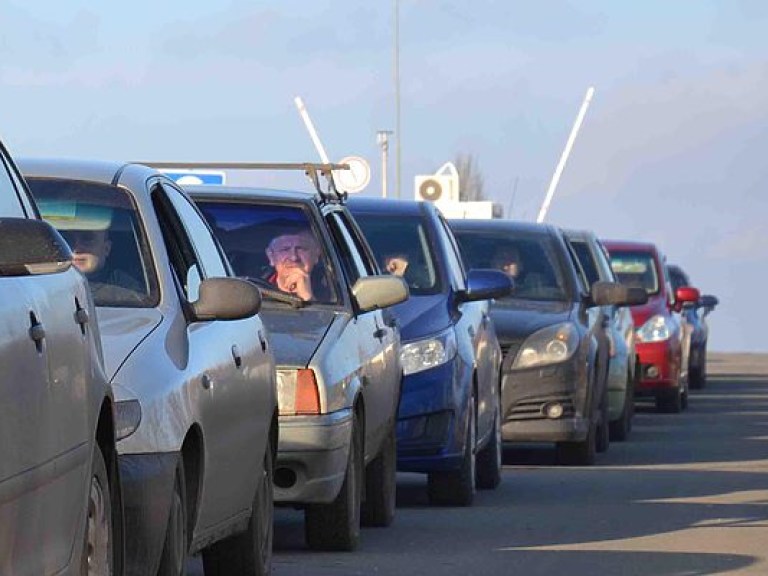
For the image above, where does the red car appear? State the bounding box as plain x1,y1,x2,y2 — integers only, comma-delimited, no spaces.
602,240,699,413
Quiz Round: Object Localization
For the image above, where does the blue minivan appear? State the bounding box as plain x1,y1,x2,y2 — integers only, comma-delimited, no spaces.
348,198,511,506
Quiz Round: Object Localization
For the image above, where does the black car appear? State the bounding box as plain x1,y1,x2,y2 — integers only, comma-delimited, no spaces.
450,219,643,465
667,264,718,389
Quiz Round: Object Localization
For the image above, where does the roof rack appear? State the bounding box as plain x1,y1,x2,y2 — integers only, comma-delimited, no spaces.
136,161,350,204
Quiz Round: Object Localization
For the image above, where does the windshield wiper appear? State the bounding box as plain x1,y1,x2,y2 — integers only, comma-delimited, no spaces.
241,276,307,309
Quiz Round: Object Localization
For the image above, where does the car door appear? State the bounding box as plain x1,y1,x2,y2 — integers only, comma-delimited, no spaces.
0,154,93,574
325,209,396,456
153,182,271,533
435,214,496,439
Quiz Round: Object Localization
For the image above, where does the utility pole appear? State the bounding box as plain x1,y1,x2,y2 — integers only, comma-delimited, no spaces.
394,0,402,199
377,130,393,198
537,86,595,223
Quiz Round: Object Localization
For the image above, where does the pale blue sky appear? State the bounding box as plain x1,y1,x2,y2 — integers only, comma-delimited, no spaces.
2,1,765,351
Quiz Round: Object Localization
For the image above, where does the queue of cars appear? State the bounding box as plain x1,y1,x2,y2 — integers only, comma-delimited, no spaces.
0,133,717,575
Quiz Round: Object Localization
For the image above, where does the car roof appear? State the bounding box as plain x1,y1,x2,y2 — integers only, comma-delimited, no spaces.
185,185,317,204
449,218,559,237
346,196,428,216
18,157,158,188
561,228,596,242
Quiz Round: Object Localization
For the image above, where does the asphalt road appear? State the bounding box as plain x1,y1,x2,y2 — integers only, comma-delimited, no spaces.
190,352,768,575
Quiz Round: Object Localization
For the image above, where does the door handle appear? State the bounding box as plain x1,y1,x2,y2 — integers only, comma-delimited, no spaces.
258,330,267,353
201,373,214,390
373,328,387,340
231,345,243,369
28,313,45,353
74,298,89,335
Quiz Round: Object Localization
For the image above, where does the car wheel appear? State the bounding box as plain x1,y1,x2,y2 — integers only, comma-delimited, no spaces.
596,387,610,454
305,413,362,551
609,370,634,442
427,394,476,506
476,394,502,490
656,389,682,413
157,458,188,576
689,347,707,390
82,444,113,575
361,422,397,527
203,443,274,576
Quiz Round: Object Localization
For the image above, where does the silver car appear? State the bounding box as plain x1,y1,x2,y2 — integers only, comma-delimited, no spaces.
0,146,119,574
23,158,277,576
190,186,408,551
565,229,645,441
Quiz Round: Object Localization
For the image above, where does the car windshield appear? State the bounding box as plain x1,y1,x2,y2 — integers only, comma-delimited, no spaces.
453,229,569,301
350,213,441,295
195,200,339,305
609,251,660,295
27,177,157,308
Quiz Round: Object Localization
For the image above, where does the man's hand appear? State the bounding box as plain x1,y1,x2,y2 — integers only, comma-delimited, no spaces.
385,256,409,277
277,268,313,301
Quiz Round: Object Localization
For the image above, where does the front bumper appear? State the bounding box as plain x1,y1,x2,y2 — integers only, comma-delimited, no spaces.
119,453,178,576
500,353,591,444
274,408,353,505
395,358,470,473
636,340,679,394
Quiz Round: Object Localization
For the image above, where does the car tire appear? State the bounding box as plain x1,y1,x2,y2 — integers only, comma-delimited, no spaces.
157,458,188,576
689,347,707,390
609,370,634,442
476,395,502,490
427,394,476,507
656,389,682,414
361,423,397,528
557,418,597,466
82,444,114,575
203,444,274,576
305,414,362,551
596,387,610,454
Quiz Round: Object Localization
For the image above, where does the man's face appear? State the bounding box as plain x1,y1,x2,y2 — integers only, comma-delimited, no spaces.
266,232,320,275
64,230,111,275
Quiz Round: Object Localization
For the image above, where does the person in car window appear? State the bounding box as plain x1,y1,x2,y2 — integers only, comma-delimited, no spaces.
383,252,409,277
63,228,144,304
492,244,548,296
265,226,329,301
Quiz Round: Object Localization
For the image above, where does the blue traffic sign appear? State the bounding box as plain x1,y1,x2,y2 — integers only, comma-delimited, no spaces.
161,169,226,186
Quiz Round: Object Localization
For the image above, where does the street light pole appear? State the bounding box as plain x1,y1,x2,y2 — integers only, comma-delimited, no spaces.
377,130,393,198
394,0,402,199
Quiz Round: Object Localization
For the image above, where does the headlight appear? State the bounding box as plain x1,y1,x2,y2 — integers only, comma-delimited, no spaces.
115,399,142,441
400,328,458,376
513,322,579,370
276,368,321,415
636,314,670,343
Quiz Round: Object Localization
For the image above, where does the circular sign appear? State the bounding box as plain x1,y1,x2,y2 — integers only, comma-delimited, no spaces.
336,156,371,193
418,178,443,201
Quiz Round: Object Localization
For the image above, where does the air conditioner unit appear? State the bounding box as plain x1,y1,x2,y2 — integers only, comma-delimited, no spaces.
414,174,459,203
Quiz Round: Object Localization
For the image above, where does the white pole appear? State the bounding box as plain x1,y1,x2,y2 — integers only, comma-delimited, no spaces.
294,96,331,164
536,86,595,223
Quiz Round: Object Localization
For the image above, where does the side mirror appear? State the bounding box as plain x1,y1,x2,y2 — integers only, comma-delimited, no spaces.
699,294,718,316
460,269,514,302
591,281,648,307
352,275,409,312
0,217,72,277
192,277,262,321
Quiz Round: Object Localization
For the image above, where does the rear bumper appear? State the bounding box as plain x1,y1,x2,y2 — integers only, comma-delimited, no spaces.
274,409,353,505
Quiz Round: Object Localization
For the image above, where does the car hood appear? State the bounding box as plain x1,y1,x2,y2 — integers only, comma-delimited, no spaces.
389,294,451,342
97,307,163,382
259,307,336,368
491,299,573,343
629,294,669,327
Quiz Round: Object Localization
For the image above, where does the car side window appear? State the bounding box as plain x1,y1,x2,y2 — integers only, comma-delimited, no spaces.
161,184,228,279
326,211,368,286
0,152,25,218
570,240,600,286
151,184,204,302
337,210,378,275
436,215,466,292
564,240,589,295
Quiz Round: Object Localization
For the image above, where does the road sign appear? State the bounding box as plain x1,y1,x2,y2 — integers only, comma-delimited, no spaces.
336,156,370,193
161,169,226,186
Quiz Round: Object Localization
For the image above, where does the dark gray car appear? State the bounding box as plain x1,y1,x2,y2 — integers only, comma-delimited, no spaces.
0,146,120,574
23,158,277,576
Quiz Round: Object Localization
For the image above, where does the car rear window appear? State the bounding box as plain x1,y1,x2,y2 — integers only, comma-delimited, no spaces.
453,229,569,302
350,212,442,295
27,177,158,308
608,251,660,295
195,200,340,305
